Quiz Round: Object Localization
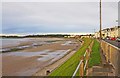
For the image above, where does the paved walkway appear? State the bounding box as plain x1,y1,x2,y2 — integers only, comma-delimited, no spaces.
86,45,115,76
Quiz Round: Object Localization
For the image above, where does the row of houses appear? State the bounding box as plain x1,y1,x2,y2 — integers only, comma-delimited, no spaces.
95,26,120,39
64,34,94,39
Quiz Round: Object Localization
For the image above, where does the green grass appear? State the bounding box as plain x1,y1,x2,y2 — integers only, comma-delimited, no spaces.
88,39,101,68
50,38,92,76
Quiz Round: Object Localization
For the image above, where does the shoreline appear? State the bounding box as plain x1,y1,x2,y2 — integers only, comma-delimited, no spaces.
34,40,82,76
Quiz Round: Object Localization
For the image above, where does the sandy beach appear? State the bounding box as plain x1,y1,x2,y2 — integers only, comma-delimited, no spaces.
2,38,80,76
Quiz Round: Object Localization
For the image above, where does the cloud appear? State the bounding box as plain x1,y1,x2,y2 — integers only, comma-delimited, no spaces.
2,0,119,2
2,2,118,34
102,2,118,28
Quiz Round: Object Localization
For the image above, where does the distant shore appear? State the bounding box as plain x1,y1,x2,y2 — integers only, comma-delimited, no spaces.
1,34,71,39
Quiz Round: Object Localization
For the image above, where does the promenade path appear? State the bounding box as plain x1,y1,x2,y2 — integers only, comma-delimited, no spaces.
87,40,115,76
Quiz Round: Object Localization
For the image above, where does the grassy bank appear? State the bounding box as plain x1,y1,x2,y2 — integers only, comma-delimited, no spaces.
50,38,92,76
88,39,101,68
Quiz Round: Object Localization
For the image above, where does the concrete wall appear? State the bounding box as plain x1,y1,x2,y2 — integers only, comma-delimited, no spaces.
101,40,120,76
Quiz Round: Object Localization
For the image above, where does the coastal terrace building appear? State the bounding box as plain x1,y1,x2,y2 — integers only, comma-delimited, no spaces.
94,26,120,39
102,28,111,39
109,26,120,38
95,32,100,38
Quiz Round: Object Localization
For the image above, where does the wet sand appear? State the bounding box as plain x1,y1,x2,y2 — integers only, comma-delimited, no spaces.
34,50,78,76
2,38,80,76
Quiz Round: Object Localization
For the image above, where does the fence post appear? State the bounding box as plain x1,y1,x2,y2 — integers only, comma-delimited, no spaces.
86,50,90,69
118,51,120,77
80,56,84,76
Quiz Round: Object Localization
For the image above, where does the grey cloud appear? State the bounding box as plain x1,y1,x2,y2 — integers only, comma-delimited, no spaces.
2,2,118,34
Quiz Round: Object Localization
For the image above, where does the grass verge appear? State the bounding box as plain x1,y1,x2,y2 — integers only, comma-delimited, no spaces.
88,39,101,68
50,38,92,76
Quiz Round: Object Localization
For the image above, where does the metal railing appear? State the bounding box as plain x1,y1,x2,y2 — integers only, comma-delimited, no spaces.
72,41,94,78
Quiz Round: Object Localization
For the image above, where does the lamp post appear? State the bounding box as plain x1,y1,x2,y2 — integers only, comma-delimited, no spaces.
100,0,102,39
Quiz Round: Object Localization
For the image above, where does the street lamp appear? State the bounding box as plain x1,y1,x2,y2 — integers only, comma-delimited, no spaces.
100,0,102,39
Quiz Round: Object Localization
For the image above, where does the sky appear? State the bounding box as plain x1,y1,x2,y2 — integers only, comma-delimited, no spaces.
2,1,118,35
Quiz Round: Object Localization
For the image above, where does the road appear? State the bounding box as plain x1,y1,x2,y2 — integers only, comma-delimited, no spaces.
104,39,120,48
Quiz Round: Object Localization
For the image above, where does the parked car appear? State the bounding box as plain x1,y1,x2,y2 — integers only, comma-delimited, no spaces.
110,37,116,41
116,37,120,42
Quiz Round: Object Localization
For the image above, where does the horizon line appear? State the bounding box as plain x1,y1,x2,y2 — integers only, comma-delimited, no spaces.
0,32,94,36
